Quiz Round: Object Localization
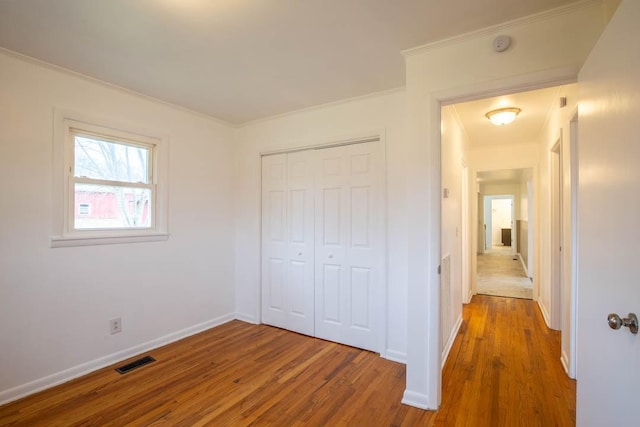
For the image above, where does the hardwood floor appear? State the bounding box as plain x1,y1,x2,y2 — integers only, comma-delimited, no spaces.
434,295,576,426
0,295,574,426
0,321,431,426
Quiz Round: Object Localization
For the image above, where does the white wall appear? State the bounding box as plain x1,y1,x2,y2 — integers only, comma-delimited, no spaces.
537,84,578,379
234,89,409,362
440,105,468,360
403,1,606,409
0,51,237,403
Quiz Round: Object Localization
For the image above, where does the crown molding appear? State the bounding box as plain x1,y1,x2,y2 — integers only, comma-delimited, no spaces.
239,86,405,128
402,0,601,58
0,47,236,129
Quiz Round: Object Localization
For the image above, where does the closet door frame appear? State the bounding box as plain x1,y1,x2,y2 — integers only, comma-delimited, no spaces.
259,133,388,357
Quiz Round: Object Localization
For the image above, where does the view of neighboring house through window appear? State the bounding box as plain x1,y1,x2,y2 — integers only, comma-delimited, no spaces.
71,130,155,230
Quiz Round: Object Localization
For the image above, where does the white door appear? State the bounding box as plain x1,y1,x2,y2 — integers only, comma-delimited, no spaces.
261,154,288,329
577,1,640,424
261,151,315,336
314,141,384,352
285,150,315,335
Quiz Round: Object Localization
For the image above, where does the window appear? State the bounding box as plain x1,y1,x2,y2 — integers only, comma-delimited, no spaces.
71,130,154,230
52,111,168,247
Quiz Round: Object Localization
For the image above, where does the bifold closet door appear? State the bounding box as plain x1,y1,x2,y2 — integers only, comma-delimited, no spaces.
314,141,384,352
261,151,315,336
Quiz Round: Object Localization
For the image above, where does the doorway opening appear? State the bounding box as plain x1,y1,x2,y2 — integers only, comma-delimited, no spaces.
484,194,514,253
439,82,577,383
476,191,533,300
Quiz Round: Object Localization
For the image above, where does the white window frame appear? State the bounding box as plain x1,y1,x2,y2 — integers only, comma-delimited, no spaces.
52,109,169,247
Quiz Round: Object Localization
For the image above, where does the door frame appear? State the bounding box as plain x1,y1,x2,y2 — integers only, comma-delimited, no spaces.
567,110,579,379
484,194,515,253
258,131,389,358
410,71,578,409
550,139,563,331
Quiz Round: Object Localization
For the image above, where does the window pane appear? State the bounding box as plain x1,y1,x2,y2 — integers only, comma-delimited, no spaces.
74,135,150,184
74,183,152,229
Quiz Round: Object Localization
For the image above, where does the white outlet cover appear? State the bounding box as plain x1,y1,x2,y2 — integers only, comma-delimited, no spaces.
493,35,512,52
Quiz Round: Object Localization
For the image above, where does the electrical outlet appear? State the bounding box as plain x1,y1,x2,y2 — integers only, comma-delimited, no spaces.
110,317,122,335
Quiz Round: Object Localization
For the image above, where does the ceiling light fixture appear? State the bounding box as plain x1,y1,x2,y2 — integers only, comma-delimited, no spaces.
485,107,521,126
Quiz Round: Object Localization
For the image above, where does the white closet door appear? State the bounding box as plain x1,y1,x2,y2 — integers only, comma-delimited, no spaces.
261,154,288,329
261,151,315,336
314,141,384,352
284,150,315,335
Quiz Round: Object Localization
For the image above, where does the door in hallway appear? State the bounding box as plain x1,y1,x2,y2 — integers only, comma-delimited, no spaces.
577,1,640,424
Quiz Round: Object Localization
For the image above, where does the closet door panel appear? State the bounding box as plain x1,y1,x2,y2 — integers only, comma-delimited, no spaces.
262,141,384,353
315,142,383,352
261,154,288,328
285,150,315,336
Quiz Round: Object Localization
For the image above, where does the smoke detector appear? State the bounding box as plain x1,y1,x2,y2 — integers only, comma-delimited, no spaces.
493,35,512,53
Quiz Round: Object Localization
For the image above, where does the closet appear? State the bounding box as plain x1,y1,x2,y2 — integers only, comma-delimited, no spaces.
261,140,385,352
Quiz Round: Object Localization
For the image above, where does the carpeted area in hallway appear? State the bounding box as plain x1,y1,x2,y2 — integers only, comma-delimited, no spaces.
477,246,532,299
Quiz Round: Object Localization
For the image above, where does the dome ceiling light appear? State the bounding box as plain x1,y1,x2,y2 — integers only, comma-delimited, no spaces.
485,107,521,126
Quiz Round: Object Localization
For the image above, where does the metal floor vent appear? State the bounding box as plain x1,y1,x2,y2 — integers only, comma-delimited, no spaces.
115,356,156,374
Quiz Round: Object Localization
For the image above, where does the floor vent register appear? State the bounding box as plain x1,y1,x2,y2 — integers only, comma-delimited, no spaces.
115,356,156,374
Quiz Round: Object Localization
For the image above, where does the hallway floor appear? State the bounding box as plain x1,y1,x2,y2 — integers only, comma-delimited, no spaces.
477,246,533,299
433,295,576,426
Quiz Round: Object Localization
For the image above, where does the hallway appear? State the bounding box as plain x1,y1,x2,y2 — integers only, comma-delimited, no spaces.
476,246,533,299
434,295,575,426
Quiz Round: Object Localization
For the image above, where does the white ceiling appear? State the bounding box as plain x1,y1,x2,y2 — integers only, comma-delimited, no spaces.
452,85,566,148
477,168,526,184
455,83,577,186
0,0,578,124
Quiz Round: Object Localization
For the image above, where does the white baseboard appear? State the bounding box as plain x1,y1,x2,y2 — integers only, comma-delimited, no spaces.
560,350,570,376
537,299,551,328
517,253,529,277
384,349,407,365
402,389,434,410
0,312,235,406
465,290,473,304
442,314,463,368
235,312,258,324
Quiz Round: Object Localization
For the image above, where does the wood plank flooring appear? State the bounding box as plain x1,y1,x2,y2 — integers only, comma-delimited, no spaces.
433,295,576,426
0,295,575,426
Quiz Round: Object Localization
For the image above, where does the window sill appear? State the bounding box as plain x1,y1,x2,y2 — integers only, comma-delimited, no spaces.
51,232,170,248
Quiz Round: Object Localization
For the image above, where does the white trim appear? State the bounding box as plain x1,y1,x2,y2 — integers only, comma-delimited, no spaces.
259,129,385,157
407,66,579,411
401,390,434,410
537,299,552,328
518,253,529,277
439,70,578,107
235,312,258,324
51,232,169,248
0,313,235,406
402,0,600,57
384,350,408,365
442,315,463,368
561,350,570,376
0,47,235,128
568,109,579,380
52,108,170,247
241,87,405,128
258,130,388,358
